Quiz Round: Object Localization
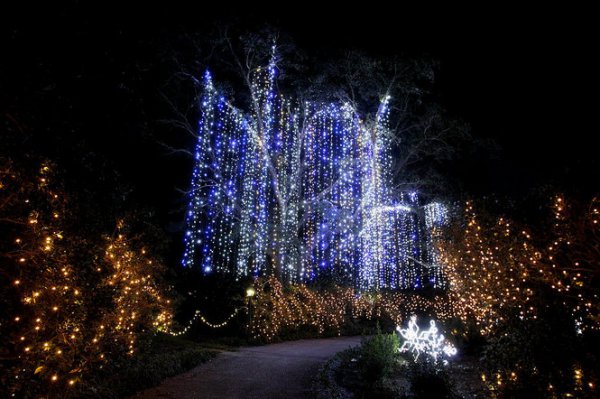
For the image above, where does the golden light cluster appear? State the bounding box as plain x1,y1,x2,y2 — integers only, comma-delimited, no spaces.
439,197,600,335
537,196,600,332
248,277,349,341
439,201,536,334
1,162,173,397
462,210,600,398
103,233,174,354
2,164,88,395
480,366,596,397
247,277,455,342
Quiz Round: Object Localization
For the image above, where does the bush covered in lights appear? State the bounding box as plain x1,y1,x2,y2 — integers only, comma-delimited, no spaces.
439,196,600,397
247,277,454,342
407,360,457,399
0,159,173,398
440,197,600,335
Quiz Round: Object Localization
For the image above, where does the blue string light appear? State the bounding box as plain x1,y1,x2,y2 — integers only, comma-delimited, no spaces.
182,61,447,290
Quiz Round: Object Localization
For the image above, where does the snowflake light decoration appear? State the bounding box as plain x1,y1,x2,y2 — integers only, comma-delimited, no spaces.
396,315,457,364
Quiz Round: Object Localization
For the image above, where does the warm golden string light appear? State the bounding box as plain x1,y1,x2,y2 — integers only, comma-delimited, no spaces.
168,308,244,336
5,158,597,396
1,162,173,397
247,277,454,342
439,198,599,335
436,198,599,396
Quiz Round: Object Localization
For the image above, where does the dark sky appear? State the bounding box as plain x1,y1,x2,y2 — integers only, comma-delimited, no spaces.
1,3,597,229
277,9,596,197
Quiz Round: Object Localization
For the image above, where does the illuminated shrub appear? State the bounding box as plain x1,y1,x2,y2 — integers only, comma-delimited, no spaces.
248,277,454,342
0,160,172,397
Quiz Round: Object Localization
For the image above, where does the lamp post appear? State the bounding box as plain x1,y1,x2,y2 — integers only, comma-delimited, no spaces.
245,285,256,335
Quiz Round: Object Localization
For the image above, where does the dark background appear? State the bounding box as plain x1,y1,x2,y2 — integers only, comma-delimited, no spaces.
1,3,596,260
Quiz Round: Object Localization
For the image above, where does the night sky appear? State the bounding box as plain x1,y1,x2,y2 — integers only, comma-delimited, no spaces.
1,3,597,234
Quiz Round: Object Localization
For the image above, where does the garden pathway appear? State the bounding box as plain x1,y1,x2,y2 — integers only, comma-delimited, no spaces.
133,336,361,399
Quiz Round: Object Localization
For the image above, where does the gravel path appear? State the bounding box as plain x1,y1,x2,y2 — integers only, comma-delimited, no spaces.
133,336,361,399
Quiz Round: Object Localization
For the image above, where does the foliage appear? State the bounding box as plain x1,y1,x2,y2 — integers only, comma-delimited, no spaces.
540,196,600,330
248,277,350,342
74,333,217,398
441,196,600,335
481,297,597,398
312,340,401,399
314,337,485,399
443,317,486,356
311,348,357,399
440,196,600,397
407,359,457,399
359,325,399,384
440,200,536,334
248,277,453,342
0,159,173,398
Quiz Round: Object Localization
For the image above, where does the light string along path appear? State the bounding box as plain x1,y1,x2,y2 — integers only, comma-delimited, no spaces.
168,307,245,336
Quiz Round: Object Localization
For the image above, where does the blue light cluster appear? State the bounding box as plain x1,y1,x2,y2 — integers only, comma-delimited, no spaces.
182,61,446,290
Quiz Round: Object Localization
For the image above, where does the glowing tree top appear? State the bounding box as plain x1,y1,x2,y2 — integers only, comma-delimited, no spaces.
182,56,445,290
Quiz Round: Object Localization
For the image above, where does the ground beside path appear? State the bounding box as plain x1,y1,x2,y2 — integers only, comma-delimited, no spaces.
133,336,362,399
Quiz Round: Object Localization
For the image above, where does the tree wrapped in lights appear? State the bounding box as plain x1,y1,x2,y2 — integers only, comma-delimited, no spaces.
102,229,173,355
0,160,173,397
1,161,87,395
181,49,448,290
537,195,600,331
439,201,537,334
440,197,600,335
435,197,600,397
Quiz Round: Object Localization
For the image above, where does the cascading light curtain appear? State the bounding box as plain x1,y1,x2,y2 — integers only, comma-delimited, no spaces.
182,63,446,290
